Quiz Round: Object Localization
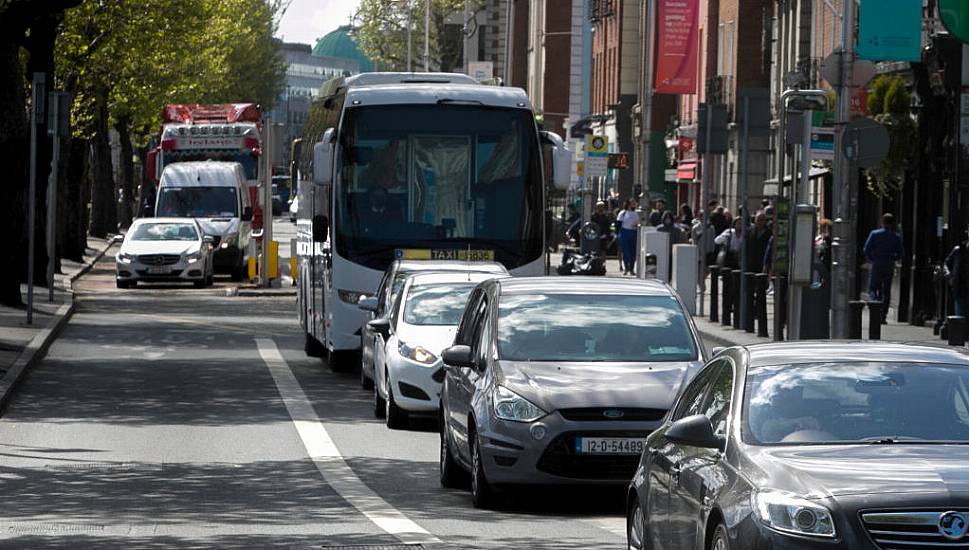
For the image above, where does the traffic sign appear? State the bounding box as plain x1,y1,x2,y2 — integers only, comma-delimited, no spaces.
857,0,922,61
585,135,609,177
843,117,890,167
586,135,608,155
821,50,877,88
941,0,969,44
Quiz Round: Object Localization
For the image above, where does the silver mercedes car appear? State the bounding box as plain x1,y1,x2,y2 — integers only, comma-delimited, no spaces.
439,277,706,508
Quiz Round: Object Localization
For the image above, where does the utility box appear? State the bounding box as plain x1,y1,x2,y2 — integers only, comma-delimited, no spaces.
672,244,698,315
643,230,671,283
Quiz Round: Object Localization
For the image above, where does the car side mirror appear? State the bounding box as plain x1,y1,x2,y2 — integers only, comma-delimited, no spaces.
367,318,391,339
241,206,253,222
313,128,336,185
358,296,379,312
541,130,573,190
666,415,725,451
312,214,329,243
711,346,726,357
442,344,475,369
202,235,215,244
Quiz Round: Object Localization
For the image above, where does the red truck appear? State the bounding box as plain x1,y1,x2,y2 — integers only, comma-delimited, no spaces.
146,103,265,232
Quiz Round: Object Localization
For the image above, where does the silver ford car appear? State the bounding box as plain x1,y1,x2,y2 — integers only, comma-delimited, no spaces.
439,277,706,508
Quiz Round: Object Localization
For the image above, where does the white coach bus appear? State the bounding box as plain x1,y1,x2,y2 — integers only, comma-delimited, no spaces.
295,72,571,369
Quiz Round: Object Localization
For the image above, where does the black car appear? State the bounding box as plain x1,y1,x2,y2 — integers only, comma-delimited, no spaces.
626,341,969,550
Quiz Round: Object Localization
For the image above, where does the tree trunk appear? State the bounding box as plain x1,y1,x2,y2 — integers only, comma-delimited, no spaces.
115,116,135,229
58,137,90,262
88,89,117,238
0,28,28,306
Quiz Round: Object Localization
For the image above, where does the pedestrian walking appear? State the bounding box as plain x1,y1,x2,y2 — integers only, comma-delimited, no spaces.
863,213,904,323
714,217,743,270
591,200,615,253
945,225,969,316
657,210,687,245
616,198,640,275
745,211,772,273
648,199,666,227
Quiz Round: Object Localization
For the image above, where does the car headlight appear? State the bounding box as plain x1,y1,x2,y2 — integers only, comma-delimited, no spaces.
117,252,134,263
186,251,201,263
220,233,238,249
753,490,836,538
398,342,438,365
338,289,371,304
493,386,546,423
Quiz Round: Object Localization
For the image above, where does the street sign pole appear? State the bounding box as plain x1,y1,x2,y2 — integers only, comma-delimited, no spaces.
46,91,69,303
261,121,275,288
27,73,45,325
831,0,857,338
788,108,813,339
739,95,750,328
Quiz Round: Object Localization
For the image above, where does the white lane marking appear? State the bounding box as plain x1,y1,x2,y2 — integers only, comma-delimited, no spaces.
255,338,439,546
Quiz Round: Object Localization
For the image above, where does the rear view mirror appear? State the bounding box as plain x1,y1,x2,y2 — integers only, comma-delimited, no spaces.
666,414,725,451
358,296,379,312
313,128,336,185
541,131,573,191
202,235,215,244
241,206,253,222
442,345,475,369
312,214,328,243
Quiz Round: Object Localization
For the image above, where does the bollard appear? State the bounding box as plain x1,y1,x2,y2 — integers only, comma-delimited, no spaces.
709,267,720,323
773,275,786,341
848,301,865,339
731,270,742,330
743,272,756,333
867,301,882,340
721,269,732,326
756,273,769,337
948,316,967,346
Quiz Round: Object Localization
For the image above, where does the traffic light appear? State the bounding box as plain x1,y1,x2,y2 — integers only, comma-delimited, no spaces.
941,0,969,44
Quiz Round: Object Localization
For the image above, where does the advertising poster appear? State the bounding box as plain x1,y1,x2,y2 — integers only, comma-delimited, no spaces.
654,0,700,95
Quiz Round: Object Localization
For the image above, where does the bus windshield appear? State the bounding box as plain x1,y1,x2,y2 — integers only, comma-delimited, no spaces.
335,104,544,270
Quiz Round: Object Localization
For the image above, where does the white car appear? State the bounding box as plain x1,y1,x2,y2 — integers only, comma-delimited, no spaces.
116,218,215,289
369,271,509,429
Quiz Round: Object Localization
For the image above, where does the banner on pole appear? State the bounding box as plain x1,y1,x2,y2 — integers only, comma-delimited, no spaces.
654,0,700,95
857,0,922,61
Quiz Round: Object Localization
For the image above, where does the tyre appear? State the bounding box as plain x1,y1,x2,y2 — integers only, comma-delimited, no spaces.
470,429,494,509
116,280,129,289
439,412,467,488
230,260,244,282
304,333,327,358
710,523,729,550
385,377,408,429
327,350,357,373
627,500,647,550
373,378,386,419
206,273,214,287
193,279,205,288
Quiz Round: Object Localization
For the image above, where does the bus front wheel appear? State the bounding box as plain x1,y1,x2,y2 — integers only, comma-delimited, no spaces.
304,333,327,358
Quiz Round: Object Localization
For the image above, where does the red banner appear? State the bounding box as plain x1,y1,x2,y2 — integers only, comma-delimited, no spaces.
654,0,700,95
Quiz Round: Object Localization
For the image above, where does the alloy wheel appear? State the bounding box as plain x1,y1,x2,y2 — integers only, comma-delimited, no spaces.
627,502,645,550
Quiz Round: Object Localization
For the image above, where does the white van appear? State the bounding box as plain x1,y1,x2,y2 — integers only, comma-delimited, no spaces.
155,161,253,280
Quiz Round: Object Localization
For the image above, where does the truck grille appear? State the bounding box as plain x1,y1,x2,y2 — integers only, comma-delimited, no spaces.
861,510,969,549
137,254,180,265
559,407,667,422
535,431,647,480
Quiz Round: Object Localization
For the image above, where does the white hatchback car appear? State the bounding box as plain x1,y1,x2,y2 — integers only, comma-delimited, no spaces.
116,218,215,288
370,271,509,429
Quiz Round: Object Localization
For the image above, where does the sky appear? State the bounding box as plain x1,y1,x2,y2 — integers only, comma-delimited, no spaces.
276,0,363,47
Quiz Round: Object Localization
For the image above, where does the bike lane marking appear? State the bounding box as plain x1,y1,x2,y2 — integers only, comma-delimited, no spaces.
256,338,440,546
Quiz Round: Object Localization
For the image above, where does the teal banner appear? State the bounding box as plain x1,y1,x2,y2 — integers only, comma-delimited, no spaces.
857,0,922,62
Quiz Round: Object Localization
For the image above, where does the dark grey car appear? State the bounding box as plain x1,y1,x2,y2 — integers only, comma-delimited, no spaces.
439,277,705,508
626,341,969,550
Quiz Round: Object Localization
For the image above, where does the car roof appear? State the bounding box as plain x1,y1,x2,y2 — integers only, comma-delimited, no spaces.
741,341,969,368
393,260,508,275
406,272,508,286
495,276,676,297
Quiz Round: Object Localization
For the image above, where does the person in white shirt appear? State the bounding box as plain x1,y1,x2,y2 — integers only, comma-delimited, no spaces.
714,216,744,269
616,198,640,275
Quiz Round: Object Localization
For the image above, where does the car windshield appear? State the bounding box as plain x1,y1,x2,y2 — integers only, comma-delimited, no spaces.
496,294,697,362
130,223,198,241
402,283,476,326
744,362,969,445
156,187,238,218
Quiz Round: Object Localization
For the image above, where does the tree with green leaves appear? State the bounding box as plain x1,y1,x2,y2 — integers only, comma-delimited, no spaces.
865,74,917,197
355,0,481,72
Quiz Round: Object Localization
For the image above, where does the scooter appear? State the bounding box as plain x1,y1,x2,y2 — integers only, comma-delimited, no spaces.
557,222,607,276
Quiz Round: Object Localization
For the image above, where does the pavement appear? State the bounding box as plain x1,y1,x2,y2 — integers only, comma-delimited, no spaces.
0,229,628,549
0,236,115,413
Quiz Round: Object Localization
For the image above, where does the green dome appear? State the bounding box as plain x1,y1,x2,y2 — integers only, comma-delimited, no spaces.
312,26,373,72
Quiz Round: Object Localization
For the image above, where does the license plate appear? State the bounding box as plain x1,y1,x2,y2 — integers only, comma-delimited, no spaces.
146,266,170,274
395,248,495,261
575,437,647,455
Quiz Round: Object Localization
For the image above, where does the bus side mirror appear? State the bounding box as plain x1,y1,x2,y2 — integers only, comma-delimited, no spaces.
313,214,328,243
313,128,336,185
541,131,572,190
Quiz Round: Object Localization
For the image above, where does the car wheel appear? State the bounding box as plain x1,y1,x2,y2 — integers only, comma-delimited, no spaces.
193,279,205,288
385,372,408,429
373,377,386,419
116,280,129,289
206,273,214,287
328,350,356,373
470,429,494,509
230,261,244,282
304,333,327,358
710,523,729,550
627,500,647,550
439,412,467,488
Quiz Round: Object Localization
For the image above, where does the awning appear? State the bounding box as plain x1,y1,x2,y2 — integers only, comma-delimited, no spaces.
676,162,697,181
762,167,831,196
